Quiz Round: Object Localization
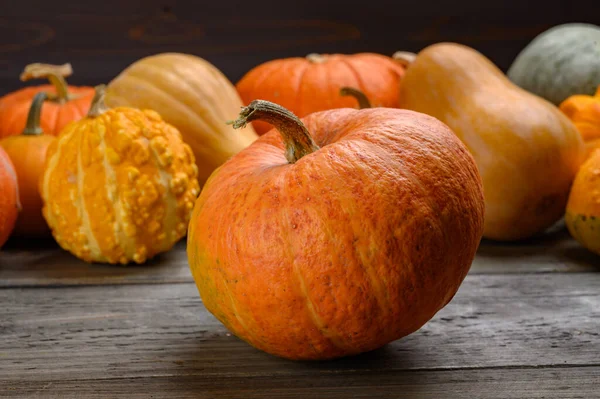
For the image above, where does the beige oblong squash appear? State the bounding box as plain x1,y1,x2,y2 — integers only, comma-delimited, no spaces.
399,43,585,241
105,53,258,185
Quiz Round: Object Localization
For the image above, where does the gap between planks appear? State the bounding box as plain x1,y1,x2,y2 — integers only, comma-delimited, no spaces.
0,224,598,289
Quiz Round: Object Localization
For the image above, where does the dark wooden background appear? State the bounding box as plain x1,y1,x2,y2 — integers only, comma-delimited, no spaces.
1,0,599,94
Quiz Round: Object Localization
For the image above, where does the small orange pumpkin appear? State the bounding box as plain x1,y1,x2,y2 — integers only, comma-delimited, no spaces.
0,92,56,236
235,53,413,135
565,149,600,255
188,100,485,360
0,63,94,138
559,85,600,158
0,146,19,247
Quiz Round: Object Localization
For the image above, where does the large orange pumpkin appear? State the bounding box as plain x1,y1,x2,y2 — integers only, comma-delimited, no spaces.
187,100,485,360
0,92,55,236
235,53,413,135
0,146,19,247
0,63,94,138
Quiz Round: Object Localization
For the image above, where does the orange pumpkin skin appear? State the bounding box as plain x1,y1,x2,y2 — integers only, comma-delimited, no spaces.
0,92,55,236
0,147,19,247
560,85,600,159
188,104,485,360
0,85,94,138
565,149,600,255
1,134,55,236
235,53,408,135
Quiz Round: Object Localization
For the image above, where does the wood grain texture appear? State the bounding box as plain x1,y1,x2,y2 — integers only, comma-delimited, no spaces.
0,239,191,287
3,367,600,399
1,225,597,288
1,274,599,384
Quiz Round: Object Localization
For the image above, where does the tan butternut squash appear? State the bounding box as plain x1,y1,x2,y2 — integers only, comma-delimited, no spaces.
399,43,585,241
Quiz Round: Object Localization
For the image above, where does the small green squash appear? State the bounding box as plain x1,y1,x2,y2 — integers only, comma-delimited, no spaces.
507,23,600,105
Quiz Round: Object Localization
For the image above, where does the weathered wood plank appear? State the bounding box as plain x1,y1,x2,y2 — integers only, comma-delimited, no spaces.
1,226,598,287
2,367,600,399
0,274,598,383
475,224,600,274
0,239,191,287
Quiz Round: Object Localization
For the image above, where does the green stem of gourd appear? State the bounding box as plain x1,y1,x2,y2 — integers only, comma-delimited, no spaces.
392,51,417,68
87,85,110,117
229,100,320,164
22,92,48,136
20,63,74,103
306,53,327,63
340,87,372,109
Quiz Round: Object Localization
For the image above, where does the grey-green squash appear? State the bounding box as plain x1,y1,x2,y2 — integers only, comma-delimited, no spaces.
507,23,600,105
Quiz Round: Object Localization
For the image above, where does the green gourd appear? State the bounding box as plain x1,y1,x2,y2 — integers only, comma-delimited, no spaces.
507,23,600,105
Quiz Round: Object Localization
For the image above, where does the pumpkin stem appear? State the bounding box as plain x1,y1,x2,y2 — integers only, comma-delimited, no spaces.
306,53,327,64
392,51,417,68
87,85,110,117
20,63,73,103
22,92,48,135
230,100,320,164
340,87,372,109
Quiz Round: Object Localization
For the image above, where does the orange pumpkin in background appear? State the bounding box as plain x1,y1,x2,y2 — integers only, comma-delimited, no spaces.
235,53,414,135
0,146,19,248
0,92,56,236
565,149,600,255
187,100,485,360
560,85,600,159
0,63,94,138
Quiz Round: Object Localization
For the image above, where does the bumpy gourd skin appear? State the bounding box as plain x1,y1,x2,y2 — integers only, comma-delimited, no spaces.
41,107,199,264
188,108,485,360
565,149,600,255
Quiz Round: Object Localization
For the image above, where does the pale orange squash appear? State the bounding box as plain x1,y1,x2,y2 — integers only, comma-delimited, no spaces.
40,85,200,264
105,53,257,185
399,43,585,241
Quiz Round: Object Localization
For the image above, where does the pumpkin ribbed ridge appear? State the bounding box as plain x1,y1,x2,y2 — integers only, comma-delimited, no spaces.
76,135,103,261
237,53,408,136
294,264,348,353
147,137,178,254
98,121,135,261
0,85,95,138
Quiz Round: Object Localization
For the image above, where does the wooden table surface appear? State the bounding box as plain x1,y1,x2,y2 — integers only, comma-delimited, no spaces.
1,222,599,398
